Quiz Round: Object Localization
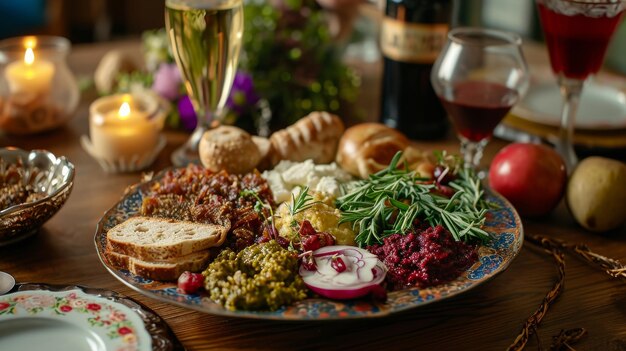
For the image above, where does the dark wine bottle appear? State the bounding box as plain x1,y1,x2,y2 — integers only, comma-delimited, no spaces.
380,0,453,140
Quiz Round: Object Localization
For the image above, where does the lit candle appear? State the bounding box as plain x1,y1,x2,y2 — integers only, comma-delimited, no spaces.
89,95,159,161
5,44,55,95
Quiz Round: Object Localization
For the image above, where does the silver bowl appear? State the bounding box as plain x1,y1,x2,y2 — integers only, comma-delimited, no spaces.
0,147,75,245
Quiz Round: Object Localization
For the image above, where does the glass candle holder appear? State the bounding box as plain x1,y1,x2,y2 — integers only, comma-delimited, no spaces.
0,36,80,135
81,91,169,173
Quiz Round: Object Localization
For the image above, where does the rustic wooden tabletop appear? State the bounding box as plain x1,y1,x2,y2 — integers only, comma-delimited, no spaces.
1,39,625,351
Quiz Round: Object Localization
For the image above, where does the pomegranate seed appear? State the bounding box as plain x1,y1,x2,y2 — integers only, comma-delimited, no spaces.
331,256,347,273
435,184,455,198
433,165,456,185
177,271,204,294
302,235,321,252
275,235,291,249
298,220,317,237
301,253,317,271
318,232,335,247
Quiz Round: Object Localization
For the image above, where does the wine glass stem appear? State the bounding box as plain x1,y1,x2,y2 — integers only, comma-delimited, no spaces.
557,76,584,172
170,110,218,167
460,137,488,170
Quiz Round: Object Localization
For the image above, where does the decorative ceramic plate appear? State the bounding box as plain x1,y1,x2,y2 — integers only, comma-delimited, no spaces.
95,174,523,320
512,80,626,130
0,283,183,351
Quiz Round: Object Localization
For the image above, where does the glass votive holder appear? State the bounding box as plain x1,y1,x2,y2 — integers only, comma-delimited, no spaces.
81,91,169,173
0,35,80,135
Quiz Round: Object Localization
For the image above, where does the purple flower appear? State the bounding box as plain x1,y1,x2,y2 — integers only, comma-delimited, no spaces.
151,63,182,101
226,72,260,115
177,95,197,131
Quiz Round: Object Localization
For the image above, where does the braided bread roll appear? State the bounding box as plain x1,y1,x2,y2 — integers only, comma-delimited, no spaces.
268,111,344,166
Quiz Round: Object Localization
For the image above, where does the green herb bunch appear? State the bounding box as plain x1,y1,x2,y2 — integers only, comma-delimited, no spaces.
241,0,360,130
337,152,492,247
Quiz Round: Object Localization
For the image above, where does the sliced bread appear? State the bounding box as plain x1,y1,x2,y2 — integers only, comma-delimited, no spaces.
106,250,210,281
106,216,228,261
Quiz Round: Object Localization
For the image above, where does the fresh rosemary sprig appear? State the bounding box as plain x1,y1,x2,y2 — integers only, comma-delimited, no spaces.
337,152,492,247
288,186,317,217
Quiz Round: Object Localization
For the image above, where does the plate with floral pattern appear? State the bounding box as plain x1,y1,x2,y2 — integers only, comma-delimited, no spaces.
0,283,183,351
94,173,524,320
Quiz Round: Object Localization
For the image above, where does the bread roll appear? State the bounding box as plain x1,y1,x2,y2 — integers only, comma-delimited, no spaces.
336,123,433,178
199,126,261,174
251,136,273,171
269,111,344,165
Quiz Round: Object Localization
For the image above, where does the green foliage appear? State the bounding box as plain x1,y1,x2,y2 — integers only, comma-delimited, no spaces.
241,0,360,129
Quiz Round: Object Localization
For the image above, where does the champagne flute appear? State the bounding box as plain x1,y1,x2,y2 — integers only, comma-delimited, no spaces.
431,28,529,171
165,0,244,166
536,0,625,171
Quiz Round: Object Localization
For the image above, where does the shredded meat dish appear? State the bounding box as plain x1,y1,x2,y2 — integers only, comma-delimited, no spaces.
141,165,274,251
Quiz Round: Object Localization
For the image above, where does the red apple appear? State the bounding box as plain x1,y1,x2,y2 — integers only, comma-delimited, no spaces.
489,143,567,217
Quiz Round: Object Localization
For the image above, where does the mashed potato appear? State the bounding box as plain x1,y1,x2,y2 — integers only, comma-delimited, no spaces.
273,192,356,246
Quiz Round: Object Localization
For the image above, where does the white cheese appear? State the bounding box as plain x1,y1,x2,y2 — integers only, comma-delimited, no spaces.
262,160,352,204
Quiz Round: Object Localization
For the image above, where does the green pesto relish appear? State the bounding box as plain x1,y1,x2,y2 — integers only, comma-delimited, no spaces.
203,240,307,311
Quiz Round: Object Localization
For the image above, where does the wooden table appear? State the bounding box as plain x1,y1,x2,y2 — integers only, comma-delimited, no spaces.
1,40,625,351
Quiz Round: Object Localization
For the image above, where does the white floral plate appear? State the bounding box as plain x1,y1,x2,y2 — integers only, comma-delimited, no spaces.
0,283,183,351
512,80,626,130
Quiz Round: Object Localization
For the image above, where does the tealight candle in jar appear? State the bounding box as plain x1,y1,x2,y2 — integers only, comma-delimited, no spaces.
5,46,55,95
89,95,160,162
0,36,80,135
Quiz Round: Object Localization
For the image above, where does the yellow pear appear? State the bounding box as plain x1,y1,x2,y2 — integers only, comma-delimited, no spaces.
566,157,626,232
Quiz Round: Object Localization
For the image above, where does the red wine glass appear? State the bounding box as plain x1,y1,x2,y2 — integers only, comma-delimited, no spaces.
536,0,625,171
431,28,529,171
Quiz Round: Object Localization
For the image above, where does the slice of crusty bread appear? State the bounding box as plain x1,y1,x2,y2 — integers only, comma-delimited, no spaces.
106,250,210,281
106,216,228,261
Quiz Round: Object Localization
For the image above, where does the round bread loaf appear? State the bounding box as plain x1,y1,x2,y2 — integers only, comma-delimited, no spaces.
336,123,434,178
199,126,261,174
336,123,410,178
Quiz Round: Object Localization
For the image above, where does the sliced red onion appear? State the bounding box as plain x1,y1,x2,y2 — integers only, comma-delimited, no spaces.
299,245,387,300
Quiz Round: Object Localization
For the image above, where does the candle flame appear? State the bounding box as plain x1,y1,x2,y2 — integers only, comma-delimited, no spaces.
24,48,35,65
118,102,131,120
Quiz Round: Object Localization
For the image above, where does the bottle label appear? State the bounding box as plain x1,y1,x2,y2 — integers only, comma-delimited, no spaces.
380,18,449,64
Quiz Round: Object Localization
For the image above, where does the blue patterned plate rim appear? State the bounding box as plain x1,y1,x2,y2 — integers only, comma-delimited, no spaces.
94,171,524,320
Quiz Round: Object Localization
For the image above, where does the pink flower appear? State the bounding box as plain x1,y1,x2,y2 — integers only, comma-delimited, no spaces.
0,302,9,310
118,326,133,335
59,305,72,313
70,298,87,308
87,303,101,311
109,310,127,322
151,63,182,101
18,295,55,309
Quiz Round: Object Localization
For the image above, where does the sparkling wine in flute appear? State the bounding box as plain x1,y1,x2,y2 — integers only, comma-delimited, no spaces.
165,0,243,166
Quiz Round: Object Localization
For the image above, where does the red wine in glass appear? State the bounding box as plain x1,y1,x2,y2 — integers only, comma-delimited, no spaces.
431,28,528,170
536,0,626,171
439,81,519,142
538,2,625,80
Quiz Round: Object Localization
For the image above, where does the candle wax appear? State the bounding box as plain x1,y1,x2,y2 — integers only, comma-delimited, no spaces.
5,48,55,95
90,102,159,161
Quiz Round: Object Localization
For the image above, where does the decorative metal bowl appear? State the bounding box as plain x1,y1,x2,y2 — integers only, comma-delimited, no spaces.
0,147,75,245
